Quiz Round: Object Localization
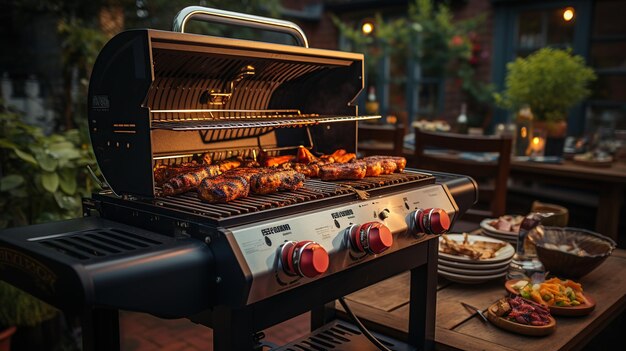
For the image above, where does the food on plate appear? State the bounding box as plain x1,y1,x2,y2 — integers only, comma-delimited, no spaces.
364,155,406,172
493,296,552,326
510,278,589,307
161,165,222,196
197,175,249,203
488,215,523,232
319,161,367,180
249,169,305,194
439,233,507,259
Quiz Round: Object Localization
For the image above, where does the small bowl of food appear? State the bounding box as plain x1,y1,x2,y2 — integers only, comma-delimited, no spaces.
528,227,616,278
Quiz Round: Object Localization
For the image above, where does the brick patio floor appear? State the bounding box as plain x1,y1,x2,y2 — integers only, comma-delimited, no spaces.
119,311,310,350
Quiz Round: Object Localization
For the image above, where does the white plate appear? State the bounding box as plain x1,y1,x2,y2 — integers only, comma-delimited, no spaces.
438,257,512,270
437,263,510,276
438,269,507,284
438,234,514,264
480,218,520,237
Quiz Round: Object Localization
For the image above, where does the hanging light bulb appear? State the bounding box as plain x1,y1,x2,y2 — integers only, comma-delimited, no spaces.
563,7,575,22
361,20,375,35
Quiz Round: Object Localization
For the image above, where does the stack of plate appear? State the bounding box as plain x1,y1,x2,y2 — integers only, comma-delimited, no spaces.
438,234,515,284
480,218,519,246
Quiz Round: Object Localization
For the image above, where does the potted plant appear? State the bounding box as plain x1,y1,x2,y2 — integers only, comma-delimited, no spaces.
495,48,596,156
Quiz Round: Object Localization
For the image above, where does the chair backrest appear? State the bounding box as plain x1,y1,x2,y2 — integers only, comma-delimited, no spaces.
413,128,512,220
357,123,405,156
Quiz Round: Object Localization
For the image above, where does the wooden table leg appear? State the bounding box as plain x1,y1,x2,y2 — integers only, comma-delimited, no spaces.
596,184,623,242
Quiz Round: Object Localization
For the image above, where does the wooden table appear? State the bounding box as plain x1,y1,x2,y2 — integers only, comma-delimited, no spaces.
333,249,626,351
510,160,626,241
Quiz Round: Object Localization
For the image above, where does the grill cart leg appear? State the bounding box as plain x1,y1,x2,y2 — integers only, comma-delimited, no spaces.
212,305,255,351
81,308,120,351
408,238,437,350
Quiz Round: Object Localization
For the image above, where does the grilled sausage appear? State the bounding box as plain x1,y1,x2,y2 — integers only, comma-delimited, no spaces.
364,156,406,172
160,165,221,196
249,169,305,194
197,175,249,203
319,161,367,180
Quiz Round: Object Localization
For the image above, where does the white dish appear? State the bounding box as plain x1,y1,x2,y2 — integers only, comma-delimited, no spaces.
438,269,507,284
480,218,519,237
438,234,514,264
437,263,510,276
438,257,512,270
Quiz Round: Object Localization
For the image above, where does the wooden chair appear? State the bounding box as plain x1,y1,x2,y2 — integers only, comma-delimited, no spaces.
412,128,512,231
357,123,406,157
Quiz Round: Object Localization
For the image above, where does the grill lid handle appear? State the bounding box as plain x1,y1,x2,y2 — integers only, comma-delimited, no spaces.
172,6,309,48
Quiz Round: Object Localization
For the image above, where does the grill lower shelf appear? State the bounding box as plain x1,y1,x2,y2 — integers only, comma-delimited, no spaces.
272,320,414,351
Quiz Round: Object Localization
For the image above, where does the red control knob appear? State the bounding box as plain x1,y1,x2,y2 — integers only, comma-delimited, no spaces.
348,222,393,255
280,241,329,278
413,208,451,235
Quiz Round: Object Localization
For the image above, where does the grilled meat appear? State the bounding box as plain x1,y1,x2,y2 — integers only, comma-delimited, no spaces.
154,162,204,186
201,152,212,165
222,167,268,182
364,158,383,177
320,149,347,163
319,161,367,180
161,165,221,196
262,155,295,167
364,156,406,172
281,162,321,178
296,146,319,164
334,152,357,163
216,157,243,172
249,169,305,194
197,175,249,203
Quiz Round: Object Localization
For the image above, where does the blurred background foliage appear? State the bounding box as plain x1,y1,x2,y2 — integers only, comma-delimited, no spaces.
333,0,494,108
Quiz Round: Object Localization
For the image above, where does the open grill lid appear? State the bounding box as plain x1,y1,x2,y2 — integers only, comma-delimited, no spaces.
88,13,370,198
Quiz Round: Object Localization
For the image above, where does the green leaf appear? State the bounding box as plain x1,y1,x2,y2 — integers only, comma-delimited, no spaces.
0,174,24,191
14,148,37,165
0,139,18,149
35,152,58,172
59,169,77,195
48,142,81,159
53,192,80,210
41,172,59,193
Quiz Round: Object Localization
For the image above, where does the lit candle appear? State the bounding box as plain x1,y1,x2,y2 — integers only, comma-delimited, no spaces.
530,135,546,156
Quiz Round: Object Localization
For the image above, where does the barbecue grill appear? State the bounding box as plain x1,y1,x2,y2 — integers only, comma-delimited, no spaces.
0,7,478,351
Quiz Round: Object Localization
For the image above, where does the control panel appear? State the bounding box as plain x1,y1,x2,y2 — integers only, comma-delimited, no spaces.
228,183,457,304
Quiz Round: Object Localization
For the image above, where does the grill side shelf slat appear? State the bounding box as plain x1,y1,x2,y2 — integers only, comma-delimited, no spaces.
36,228,166,261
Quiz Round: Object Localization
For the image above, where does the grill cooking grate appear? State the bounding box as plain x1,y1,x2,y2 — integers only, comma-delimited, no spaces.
152,171,433,222
35,228,165,261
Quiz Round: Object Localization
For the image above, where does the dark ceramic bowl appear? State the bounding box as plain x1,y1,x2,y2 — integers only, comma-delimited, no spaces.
528,226,616,278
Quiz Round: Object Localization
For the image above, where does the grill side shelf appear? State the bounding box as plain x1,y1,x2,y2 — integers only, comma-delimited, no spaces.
0,217,215,317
